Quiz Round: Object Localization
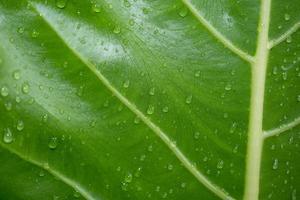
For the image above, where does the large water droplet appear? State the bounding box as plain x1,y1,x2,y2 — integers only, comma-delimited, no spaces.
3,128,13,144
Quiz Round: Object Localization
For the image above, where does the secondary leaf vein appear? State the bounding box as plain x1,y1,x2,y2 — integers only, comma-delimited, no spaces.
268,21,300,49
263,116,300,138
181,0,254,63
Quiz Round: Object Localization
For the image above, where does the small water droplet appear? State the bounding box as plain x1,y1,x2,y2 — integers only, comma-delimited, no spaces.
48,137,58,150
22,82,30,94
225,83,232,91
1,86,9,97
13,70,21,80
3,128,13,144
92,3,101,13
194,70,201,77
272,159,279,170
113,26,121,34
123,0,131,7
185,95,193,104
4,101,12,111
16,120,24,131
149,87,155,96
147,105,155,115
194,132,200,140
123,80,130,88
162,106,169,113
181,182,186,188
17,27,24,34
142,7,149,14
297,94,300,102
73,190,80,198
217,160,224,169
124,173,133,183
56,0,67,9
286,36,292,43
167,164,173,171
284,13,290,21
178,7,188,17
134,116,140,124
31,30,39,38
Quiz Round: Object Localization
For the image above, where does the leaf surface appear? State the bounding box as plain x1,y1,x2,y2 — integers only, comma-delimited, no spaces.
0,0,299,199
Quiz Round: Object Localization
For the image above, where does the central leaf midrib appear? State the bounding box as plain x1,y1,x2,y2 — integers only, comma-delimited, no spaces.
244,0,271,199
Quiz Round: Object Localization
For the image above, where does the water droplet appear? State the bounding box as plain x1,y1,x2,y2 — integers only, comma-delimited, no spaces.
225,83,232,91
147,145,153,152
3,128,13,144
147,105,155,115
39,170,45,177
13,70,21,80
167,164,173,171
92,3,101,13
181,182,186,188
178,8,188,17
194,132,200,140
16,120,24,131
31,30,39,38
22,82,30,94
17,27,24,34
1,86,9,97
134,116,140,124
217,160,224,169
124,173,133,183
185,95,193,104
4,101,12,111
73,190,80,198
123,80,130,88
149,87,155,96
113,26,121,34
123,0,131,7
56,0,67,9
286,36,292,43
297,94,300,102
128,19,135,26
194,70,201,77
142,7,149,14
162,106,169,113
284,13,290,21
272,159,279,170
48,137,58,150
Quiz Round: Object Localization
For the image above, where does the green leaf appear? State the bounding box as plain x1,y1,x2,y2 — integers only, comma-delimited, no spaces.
0,0,299,199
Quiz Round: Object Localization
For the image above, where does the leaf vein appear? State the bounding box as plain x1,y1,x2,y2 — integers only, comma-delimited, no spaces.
181,0,254,63
268,21,300,49
263,116,300,138
30,2,234,200
0,143,95,200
